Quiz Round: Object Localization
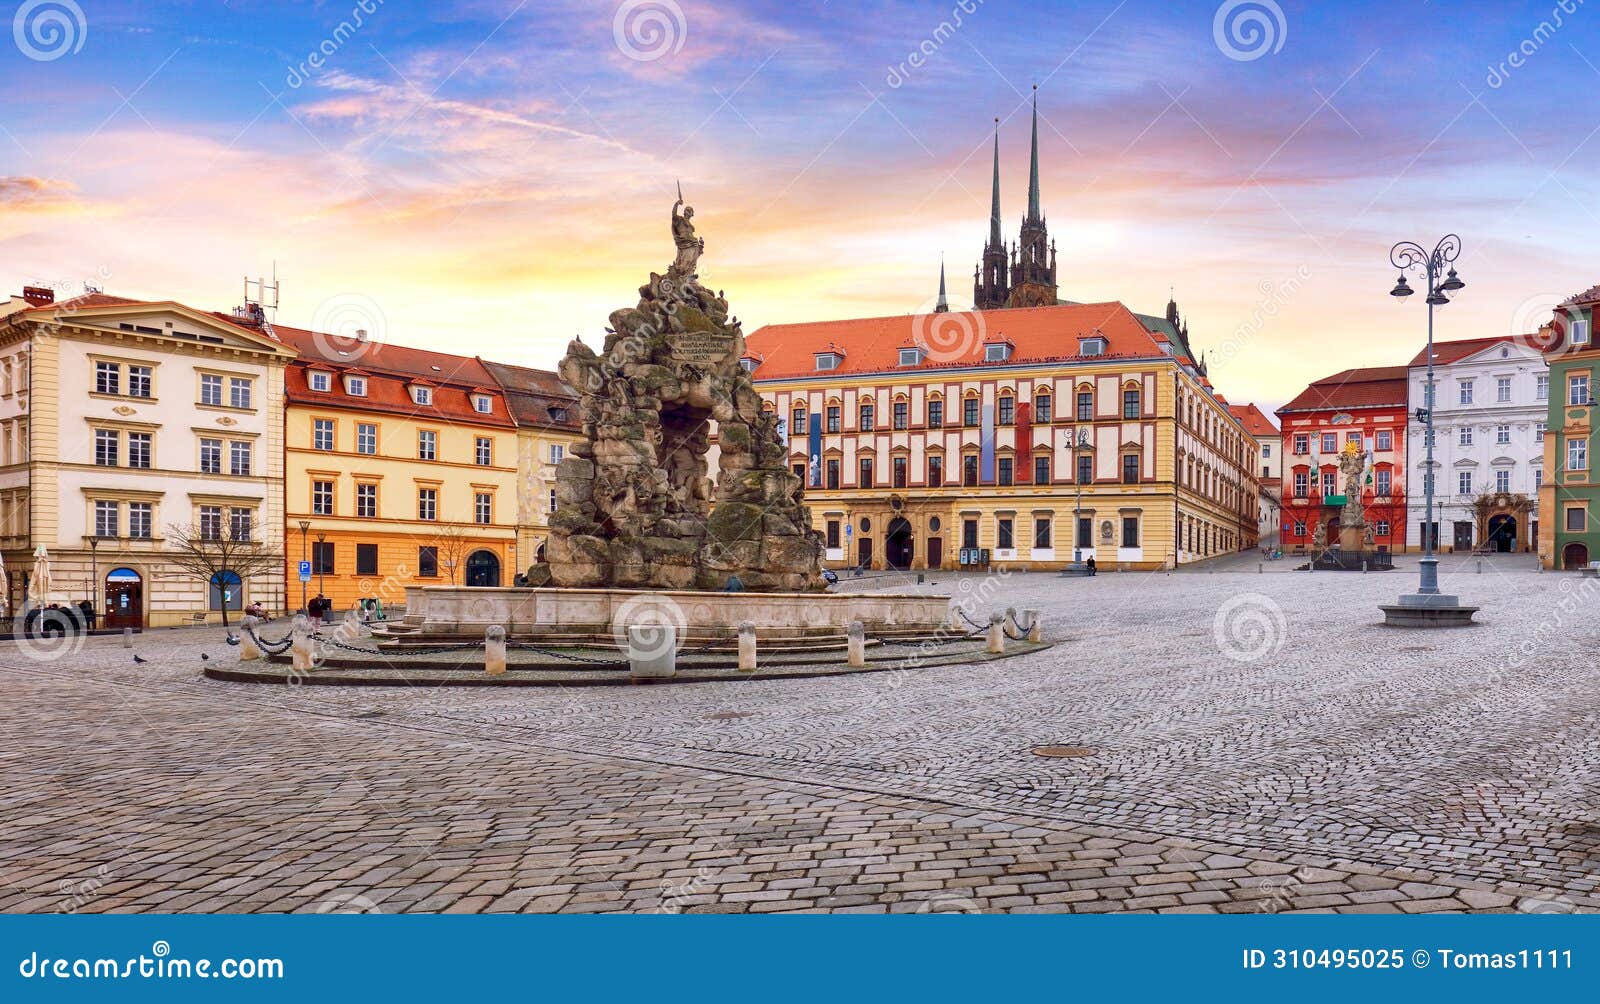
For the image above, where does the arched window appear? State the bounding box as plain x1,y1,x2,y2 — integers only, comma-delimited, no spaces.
790,402,806,432
926,392,945,428
1076,383,1094,421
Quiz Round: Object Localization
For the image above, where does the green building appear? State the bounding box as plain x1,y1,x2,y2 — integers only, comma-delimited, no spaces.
1540,286,1600,569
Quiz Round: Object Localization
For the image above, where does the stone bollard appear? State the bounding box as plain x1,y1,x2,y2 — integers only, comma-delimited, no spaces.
1023,608,1042,643
737,621,757,672
485,625,507,676
627,623,677,679
238,615,262,662
987,612,1005,654
290,614,315,674
1258,562,1263,574
122,627,133,648
1477,559,1483,574
947,605,963,632
846,621,866,668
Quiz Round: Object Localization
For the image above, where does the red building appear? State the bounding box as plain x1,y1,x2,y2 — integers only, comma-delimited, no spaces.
1276,366,1409,553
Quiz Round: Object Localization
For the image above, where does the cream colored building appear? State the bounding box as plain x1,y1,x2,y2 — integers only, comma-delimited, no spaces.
481,360,582,576
0,288,293,627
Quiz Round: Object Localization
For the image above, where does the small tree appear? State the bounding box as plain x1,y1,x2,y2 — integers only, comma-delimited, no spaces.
432,522,473,586
165,522,284,628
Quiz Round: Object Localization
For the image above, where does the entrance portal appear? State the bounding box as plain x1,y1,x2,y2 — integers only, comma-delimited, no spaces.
104,568,142,630
466,550,502,587
885,517,914,570
1486,514,1517,553
1563,542,1589,570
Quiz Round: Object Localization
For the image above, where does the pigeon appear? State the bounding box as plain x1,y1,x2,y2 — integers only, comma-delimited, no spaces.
224,634,239,646
132,654,148,664
200,653,210,662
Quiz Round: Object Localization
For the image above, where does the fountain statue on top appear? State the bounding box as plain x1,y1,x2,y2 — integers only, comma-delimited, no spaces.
535,188,827,592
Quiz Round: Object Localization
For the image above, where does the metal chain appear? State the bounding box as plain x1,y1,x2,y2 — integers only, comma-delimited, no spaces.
504,641,628,667
872,632,985,648
243,624,294,654
957,608,990,631
318,636,384,656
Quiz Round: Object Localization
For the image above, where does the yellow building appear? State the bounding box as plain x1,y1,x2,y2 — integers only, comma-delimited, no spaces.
744,300,1259,571
276,327,518,614
0,287,292,626
481,360,582,577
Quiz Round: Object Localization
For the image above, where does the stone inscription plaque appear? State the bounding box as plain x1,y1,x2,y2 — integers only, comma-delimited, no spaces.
671,332,735,365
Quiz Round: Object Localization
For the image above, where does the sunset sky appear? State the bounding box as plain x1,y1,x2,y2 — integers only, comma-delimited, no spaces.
3,0,1598,410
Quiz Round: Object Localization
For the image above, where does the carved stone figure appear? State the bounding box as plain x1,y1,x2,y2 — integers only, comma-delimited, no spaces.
542,193,825,593
1312,522,1327,550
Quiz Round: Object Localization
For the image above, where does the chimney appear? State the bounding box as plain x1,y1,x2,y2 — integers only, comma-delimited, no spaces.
356,328,368,343
21,285,53,307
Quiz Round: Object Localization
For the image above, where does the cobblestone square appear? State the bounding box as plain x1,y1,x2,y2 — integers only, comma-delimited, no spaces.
4,557,1596,914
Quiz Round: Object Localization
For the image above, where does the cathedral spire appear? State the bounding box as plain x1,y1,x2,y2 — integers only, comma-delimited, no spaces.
988,117,1002,249
1026,85,1041,222
935,257,949,313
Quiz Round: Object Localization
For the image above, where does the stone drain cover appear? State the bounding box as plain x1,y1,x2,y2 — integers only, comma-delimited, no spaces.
706,711,755,721
1032,744,1098,758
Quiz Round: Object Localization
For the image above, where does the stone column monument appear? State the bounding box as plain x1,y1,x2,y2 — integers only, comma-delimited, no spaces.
1336,442,1370,552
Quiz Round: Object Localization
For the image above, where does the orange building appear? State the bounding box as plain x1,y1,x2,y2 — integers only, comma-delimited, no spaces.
277,327,518,615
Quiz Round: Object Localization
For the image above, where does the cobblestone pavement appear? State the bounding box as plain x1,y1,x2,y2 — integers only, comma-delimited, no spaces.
3,564,1597,914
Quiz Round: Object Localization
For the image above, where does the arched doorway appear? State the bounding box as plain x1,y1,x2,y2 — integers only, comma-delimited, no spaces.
1563,542,1589,570
465,550,501,587
885,517,914,570
1487,514,1517,553
209,570,243,614
1325,516,1340,548
104,568,143,630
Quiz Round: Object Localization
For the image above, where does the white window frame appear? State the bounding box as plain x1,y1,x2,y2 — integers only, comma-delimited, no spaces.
309,371,332,392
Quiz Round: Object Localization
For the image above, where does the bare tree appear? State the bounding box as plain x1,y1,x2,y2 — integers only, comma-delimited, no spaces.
431,522,473,586
165,522,284,628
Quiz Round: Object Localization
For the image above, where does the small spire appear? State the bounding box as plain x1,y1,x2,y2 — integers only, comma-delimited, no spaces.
1026,85,1041,222
988,117,1002,249
935,256,949,313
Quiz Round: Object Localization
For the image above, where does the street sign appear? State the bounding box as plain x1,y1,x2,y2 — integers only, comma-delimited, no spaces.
297,560,312,583
844,524,853,538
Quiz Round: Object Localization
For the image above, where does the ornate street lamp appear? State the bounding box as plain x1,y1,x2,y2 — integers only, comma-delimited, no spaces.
1381,234,1477,625
298,519,311,615
1061,428,1094,576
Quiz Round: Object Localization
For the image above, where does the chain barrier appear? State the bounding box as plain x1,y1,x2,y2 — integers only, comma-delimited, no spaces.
318,636,385,656
1004,610,1036,641
504,641,629,667
956,608,990,631
243,624,294,655
872,631,985,649
377,641,487,656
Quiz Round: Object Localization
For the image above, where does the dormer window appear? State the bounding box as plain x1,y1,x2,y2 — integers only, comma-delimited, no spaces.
984,343,1011,362
815,352,842,371
412,386,433,406
473,393,493,414
1079,336,1107,357
1573,317,1591,346
739,358,758,374
308,371,331,392
898,347,925,367
345,376,367,397
549,406,568,423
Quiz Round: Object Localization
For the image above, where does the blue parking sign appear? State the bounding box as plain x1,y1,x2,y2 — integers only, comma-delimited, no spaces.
298,560,312,583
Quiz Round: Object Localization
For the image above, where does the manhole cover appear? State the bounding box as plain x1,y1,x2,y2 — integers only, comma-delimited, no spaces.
1031,744,1097,758
706,711,754,721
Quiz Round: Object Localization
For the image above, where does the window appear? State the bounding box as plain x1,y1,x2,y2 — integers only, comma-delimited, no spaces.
418,545,439,577
1078,337,1106,356
1293,434,1309,454
1573,317,1591,345
412,386,433,406
997,518,1014,550
312,480,334,515
791,405,806,431
1496,469,1511,493
313,419,335,451
826,406,841,433
309,371,331,392
418,430,436,461
94,429,118,466
858,402,874,431
1566,507,1586,532
1496,424,1511,445
128,365,151,398
1321,470,1336,496
998,396,1014,425
356,543,378,576
927,399,943,428
1536,422,1547,442
200,374,223,406
1423,382,1436,408
356,423,376,455
473,394,493,414
1034,517,1052,549
1034,455,1050,484
95,361,119,395
1077,391,1093,421
312,540,335,574
1458,380,1474,405
94,500,118,538
128,502,152,539
892,456,908,488
963,455,979,487
340,479,373,520
1076,516,1092,549
127,432,151,469
1536,468,1544,489
963,398,979,427
475,436,492,466
1376,429,1392,451
229,377,252,409
962,519,978,549
200,438,221,474
814,352,841,371
927,455,943,485
1496,377,1512,403
1346,432,1362,450
1321,433,1336,453
1261,443,1271,458
893,401,909,430
1569,439,1587,471
418,488,438,521
1537,374,1550,401
1376,469,1392,496
826,520,841,548
1458,427,1473,447
474,492,492,524
229,507,252,541
1571,374,1590,406
1122,388,1140,419
1034,392,1052,422
1077,455,1093,485
997,457,1013,486
1458,472,1473,496
548,488,557,513
346,376,367,397
984,343,1010,362
1375,521,1390,537
549,443,565,465
229,441,251,476
898,348,922,367
1121,454,1139,484
1293,521,1306,536
826,459,840,489
858,458,873,488
1121,516,1140,548
199,505,223,541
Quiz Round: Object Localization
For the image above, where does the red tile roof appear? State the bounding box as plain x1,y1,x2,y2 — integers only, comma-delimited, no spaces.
1277,366,1409,414
1406,335,1516,367
1227,402,1279,438
482,360,581,432
8,291,282,342
744,301,1173,379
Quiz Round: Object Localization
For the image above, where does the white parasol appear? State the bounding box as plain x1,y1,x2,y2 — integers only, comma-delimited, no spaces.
28,544,50,606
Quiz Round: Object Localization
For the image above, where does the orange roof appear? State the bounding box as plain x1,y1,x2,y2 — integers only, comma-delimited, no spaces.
1228,402,1279,438
744,301,1172,380
482,359,581,431
1406,335,1516,367
1278,366,1409,415
8,291,282,342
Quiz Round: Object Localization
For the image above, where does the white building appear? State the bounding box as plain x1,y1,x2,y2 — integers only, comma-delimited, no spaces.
1406,335,1546,553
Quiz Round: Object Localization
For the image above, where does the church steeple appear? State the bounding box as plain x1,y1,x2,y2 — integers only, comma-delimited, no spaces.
989,119,1003,249
935,257,949,313
1005,84,1057,309
973,117,1010,310
1026,85,1041,222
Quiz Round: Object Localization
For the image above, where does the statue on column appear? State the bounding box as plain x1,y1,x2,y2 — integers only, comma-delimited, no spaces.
670,183,704,279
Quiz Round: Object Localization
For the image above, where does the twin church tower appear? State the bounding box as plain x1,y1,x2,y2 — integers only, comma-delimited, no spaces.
972,87,1058,311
